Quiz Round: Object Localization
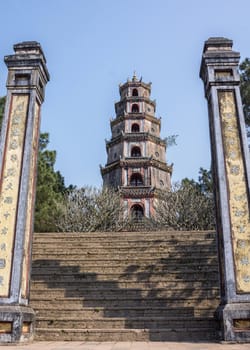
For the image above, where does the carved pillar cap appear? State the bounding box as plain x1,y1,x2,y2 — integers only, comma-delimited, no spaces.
4,41,50,83
203,37,233,53
200,37,240,66
13,41,46,60
200,37,240,91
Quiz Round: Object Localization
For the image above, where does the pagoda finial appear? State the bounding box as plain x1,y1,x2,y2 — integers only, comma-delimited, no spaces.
132,71,138,82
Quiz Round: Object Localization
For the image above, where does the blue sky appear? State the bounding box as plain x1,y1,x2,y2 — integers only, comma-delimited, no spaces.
0,0,249,187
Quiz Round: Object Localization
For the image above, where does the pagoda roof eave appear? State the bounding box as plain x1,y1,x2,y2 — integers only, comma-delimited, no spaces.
106,132,166,148
110,113,161,127
101,158,173,175
119,80,151,94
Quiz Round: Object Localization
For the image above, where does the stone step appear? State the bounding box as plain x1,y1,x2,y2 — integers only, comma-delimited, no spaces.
30,280,218,289
33,238,216,249
33,231,216,239
32,246,216,260
33,246,216,259
32,264,218,279
35,316,217,330
30,297,219,309
31,256,217,266
32,251,215,265
30,287,219,299
30,284,218,295
33,306,216,318
32,243,217,250
32,252,217,266
32,243,216,251
32,240,217,249
34,327,219,341
33,241,216,247
31,267,218,276
30,270,219,283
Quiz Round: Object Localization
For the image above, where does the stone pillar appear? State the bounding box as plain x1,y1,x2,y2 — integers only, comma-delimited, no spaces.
0,42,49,343
200,37,250,342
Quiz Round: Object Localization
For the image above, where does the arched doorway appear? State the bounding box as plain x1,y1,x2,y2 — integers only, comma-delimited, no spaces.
131,204,144,220
131,123,140,132
130,173,143,186
132,88,138,96
131,146,141,157
131,104,139,113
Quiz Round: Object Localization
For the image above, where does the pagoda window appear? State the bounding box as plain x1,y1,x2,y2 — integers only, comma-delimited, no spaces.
132,88,138,96
131,123,140,132
130,173,143,186
131,146,141,157
131,204,144,220
131,104,139,113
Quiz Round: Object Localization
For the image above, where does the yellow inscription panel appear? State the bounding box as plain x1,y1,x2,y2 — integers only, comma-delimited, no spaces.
22,322,30,334
21,101,40,298
234,319,250,330
0,322,12,334
0,94,29,297
218,91,250,293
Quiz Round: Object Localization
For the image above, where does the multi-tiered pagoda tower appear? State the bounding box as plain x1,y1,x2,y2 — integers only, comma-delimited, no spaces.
101,74,172,219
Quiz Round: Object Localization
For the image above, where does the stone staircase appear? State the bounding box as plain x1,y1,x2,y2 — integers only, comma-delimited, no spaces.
30,231,221,341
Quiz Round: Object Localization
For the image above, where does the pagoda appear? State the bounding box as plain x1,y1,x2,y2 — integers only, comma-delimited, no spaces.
101,74,172,219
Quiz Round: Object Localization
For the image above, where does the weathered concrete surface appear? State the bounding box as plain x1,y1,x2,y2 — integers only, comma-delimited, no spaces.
200,37,250,342
1,341,250,350
30,231,220,342
0,41,49,343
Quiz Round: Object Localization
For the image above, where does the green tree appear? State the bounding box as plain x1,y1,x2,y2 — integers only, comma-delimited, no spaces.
197,167,213,196
0,96,6,133
181,168,213,197
239,58,250,138
34,132,67,232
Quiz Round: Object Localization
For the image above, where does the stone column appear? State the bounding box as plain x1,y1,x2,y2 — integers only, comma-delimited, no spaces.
200,37,250,342
0,42,49,343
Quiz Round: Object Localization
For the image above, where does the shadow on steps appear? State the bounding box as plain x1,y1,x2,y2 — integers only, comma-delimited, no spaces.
30,231,221,341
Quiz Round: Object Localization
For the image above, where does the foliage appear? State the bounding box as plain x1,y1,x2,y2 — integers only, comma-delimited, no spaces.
154,183,215,231
240,58,250,130
197,167,213,195
154,169,215,231
181,167,213,196
34,132,68,232
57,167,215,233
56,186,128,232
164,134,178,147
0,96,6,133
